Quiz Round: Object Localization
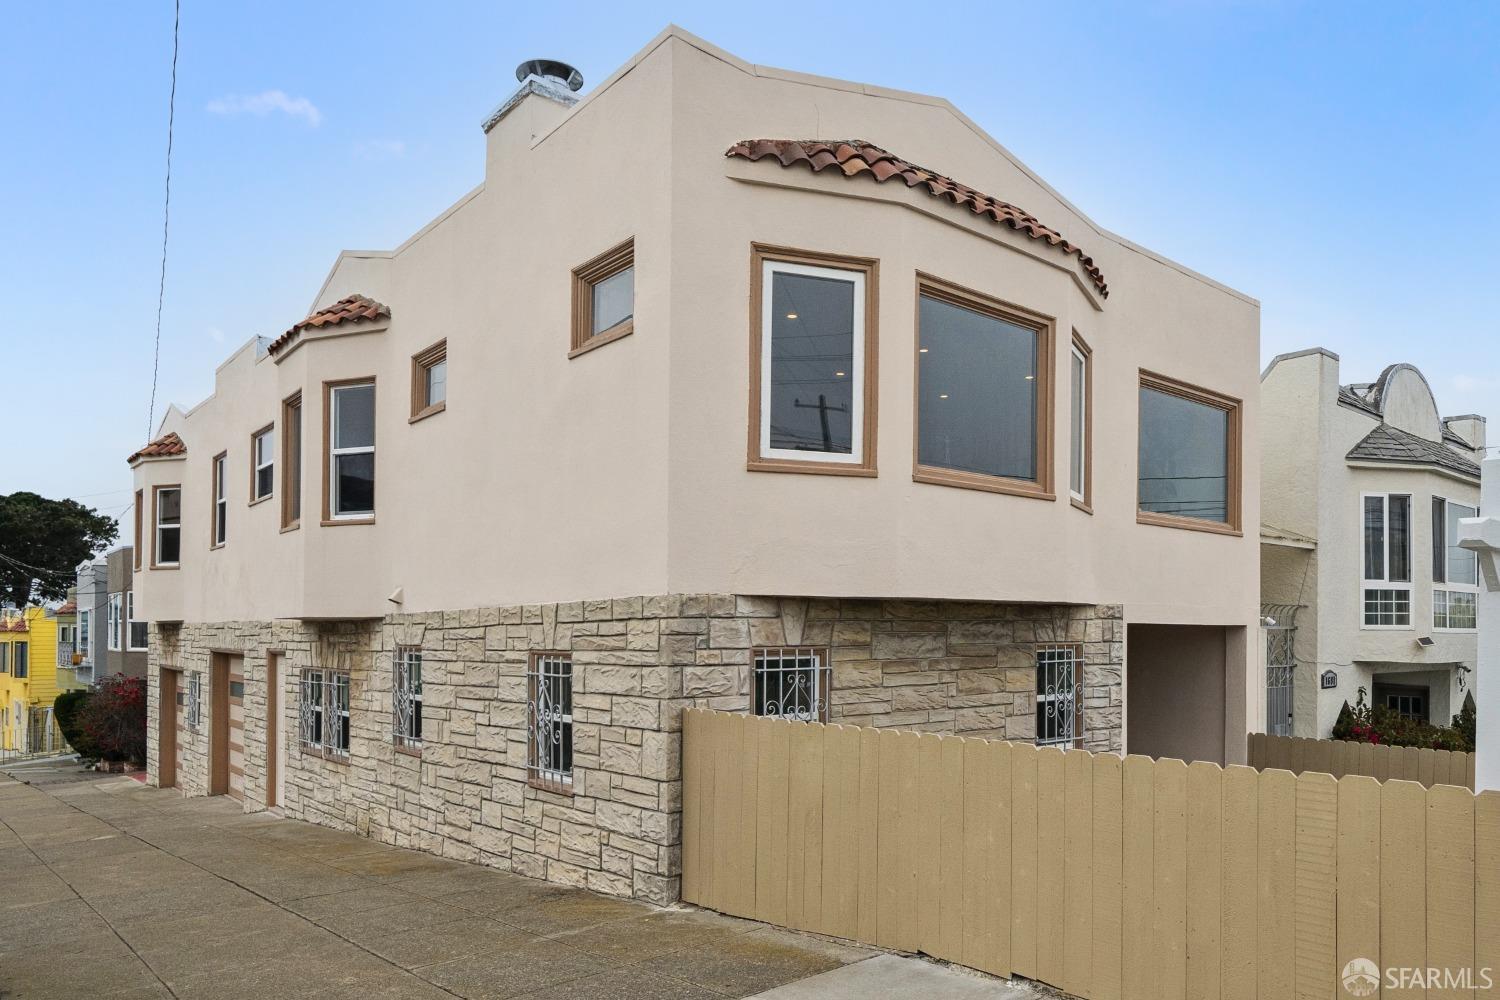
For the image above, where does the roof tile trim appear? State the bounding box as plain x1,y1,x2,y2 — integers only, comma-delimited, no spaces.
726,139,1108,297
267,294,391,356
127,431,187,465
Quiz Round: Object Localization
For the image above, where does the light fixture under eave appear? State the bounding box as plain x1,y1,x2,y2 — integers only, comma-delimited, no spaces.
918,347,929,353
834,371,846,377
1024,374,1035,381
785,312,798,320
939,393,950,399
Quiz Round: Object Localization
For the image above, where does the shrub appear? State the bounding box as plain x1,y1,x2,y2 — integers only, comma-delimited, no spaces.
53,688,99,759
79,674,148,765
1330,686,1475,753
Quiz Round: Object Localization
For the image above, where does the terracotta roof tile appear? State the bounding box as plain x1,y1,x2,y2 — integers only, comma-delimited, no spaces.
54,600,77,615
727,139,1108,297
127,431,186,464
267,294,390,356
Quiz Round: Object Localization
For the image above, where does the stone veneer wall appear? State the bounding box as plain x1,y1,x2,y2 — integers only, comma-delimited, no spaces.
146,596,1122,903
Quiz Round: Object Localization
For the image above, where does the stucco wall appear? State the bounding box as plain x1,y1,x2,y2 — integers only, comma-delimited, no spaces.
1125,623,1230,764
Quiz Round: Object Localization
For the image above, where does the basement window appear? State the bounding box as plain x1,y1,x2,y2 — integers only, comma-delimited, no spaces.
300,669,350,758
751,647,830,723
527,653,573,792
1036,646,1081,748
393,647,423,751
187,672,202,729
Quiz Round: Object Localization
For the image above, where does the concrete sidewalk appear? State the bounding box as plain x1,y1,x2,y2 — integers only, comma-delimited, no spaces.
0,768,1033,999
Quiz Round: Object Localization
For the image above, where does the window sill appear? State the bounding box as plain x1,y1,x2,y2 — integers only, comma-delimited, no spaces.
150,564,180,571
409,401,446,424
209,543,225,551
528,775,575,797
394,742,423,758
914,465,1053,500
1136,511,1242,536
748,456,877,478
321,517,375,527
1432,628,1478,635
280,522,300,534
301,746,351,764
248,494,273,508
568,321,633,359
1070,496,1093,515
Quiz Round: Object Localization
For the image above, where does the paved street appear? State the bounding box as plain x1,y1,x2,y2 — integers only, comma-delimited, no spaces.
0,766,887,999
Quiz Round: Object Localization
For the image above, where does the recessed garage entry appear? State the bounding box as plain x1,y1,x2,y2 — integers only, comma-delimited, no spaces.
1126,624,1248,765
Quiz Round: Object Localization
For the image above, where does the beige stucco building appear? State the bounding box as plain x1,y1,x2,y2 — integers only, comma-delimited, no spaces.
129,28,1262,903
1261,349,1483,738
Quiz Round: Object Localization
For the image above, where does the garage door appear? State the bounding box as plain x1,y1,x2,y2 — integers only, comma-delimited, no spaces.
227,666,245,801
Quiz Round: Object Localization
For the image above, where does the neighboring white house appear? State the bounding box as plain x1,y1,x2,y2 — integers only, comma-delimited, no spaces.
1261,348,1483,737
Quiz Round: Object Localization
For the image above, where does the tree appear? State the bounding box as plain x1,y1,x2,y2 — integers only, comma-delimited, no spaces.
0,492,117,605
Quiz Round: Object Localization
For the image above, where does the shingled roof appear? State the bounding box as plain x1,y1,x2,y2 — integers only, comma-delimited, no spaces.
267,294,390,356
127,431,187,465
1346,423,1479,480
726,139,1108,297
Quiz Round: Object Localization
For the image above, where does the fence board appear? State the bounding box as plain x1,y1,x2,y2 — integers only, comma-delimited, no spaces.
755,717,790,925
960,738,996,975
1121,754,1155,1000
915,733,943,957
1382,779,1427,1000
1426,784,1474,1000
1063,749,1095,999
1154,758,1189,1000
821,724,860,940
1258,768,1296,1000
1293,771,1337,1000
1337,776,1382,997
735,715,761,917
1185,761,1223,1000
1092,752,1124,1000
896,729,922,952
1247,734,1473,789
1221,765,1258,1000
988,739,1014,978
710,710,740,914
1011,742,1040,980
681,708,703,905
786,721,824,932
1036,748,1067,987
1477,792,1500,996
938,736,966,965
875,727,902,950
856,726,880,945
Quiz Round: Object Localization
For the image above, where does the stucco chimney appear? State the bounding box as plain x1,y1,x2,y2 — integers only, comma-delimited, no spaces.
481,59,584,134
1445,414,1487,452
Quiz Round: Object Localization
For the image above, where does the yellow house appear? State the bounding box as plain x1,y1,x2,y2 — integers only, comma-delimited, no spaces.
0,607,64,753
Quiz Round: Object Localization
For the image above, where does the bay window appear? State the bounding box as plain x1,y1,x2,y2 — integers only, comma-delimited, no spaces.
153,486,181,566
749,246,877,475
915,276,1050,497
325,380,375,521
1433,497,1479,630
1363,493,1412,627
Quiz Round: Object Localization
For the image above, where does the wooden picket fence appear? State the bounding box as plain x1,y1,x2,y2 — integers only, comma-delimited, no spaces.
1248,732,1475,790
682,709,1500,999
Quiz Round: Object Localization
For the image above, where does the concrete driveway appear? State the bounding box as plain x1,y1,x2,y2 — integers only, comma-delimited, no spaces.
1,767,880,999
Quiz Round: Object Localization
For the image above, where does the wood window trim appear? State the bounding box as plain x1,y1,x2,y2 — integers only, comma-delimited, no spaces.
409,339,447,423
209,452,228,549
280,392,302,531
150,484,181,570
912,272,1055,500
1135,368,1243,536
747,244,879,477
570,238,634,358
248,423,274,506
1069,332,1094,514
526,651,574,797
321,377,376,526
132,491,143,569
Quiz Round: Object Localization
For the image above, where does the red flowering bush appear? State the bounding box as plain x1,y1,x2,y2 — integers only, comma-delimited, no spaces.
1331,687,1475,753
80,674,147,765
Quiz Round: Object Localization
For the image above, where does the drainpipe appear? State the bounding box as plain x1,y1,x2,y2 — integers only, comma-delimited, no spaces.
1458,453,1500,792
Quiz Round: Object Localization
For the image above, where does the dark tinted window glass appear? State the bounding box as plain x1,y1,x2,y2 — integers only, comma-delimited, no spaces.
768,270,854,455
1138,387,1228,522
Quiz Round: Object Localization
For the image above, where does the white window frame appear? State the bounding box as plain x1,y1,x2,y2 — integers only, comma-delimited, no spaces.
1360,492,1413,630
252,427,274,501
154,486,181,567
757,259,866,466
330,382,376,519
1433,495,1480,632
78,608,91,664
107,593,123,651
212,453,228,546
1069,343,1088,504
126,592,148,652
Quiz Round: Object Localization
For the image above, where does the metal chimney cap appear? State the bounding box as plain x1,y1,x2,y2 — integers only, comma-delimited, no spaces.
515,59,583,92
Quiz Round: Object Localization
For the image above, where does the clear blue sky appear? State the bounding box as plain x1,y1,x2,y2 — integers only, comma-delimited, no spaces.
2,2,1496,515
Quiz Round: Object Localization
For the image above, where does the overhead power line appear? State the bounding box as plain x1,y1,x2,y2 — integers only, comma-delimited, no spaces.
147,0,181,442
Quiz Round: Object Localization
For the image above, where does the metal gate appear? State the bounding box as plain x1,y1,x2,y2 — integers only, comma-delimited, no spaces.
1262,603,1299,737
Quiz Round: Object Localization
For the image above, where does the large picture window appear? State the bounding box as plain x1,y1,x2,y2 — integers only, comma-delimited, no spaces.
153,486,181,567
1433,496,1479,631
915,275,1052,498
325,380,375,521
1363,493,1412,627
749,246,877,475
1137,371,1242,532
527,653,573,793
